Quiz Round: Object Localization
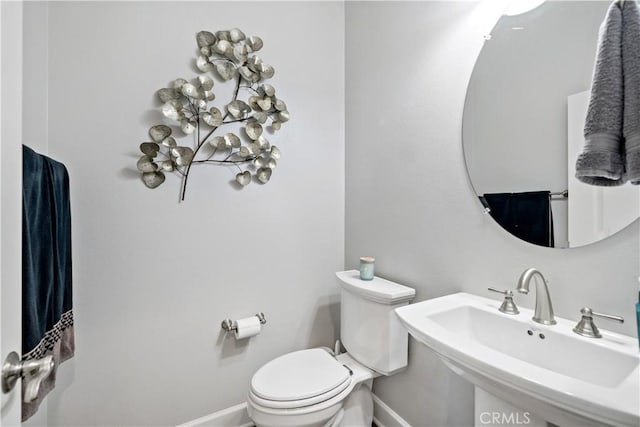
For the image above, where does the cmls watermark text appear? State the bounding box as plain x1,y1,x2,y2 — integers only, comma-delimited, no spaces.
480,411,531,425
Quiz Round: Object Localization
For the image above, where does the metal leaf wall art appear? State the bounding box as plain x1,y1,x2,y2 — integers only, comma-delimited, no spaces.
136,29,290,200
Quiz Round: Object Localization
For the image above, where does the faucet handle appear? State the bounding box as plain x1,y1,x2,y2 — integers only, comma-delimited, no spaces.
573,307,624,338
487,288,520,315
488,287,512,295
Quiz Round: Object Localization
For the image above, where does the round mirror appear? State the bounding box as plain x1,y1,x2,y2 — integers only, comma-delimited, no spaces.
463,0,639,249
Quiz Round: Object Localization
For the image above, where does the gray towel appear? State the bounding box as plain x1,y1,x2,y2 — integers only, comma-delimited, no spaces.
623,0,640,184
576,1,625,186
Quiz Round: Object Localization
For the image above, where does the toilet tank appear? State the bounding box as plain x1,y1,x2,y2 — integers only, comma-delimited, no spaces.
336,270,415,375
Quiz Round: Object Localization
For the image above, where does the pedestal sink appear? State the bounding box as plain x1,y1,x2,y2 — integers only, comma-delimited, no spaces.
394,293,639,427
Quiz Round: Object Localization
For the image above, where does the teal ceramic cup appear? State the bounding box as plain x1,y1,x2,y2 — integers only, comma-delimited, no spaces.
359,257,375,280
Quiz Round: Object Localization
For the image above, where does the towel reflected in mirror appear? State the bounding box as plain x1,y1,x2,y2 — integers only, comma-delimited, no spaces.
481,191,554,248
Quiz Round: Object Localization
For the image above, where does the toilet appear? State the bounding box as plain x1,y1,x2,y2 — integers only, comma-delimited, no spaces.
246,270,415,427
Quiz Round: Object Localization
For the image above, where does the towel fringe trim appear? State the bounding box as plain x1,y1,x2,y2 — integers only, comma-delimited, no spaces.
23,310,74,361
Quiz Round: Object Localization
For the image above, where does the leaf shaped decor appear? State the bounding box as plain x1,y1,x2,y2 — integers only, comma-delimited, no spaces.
215,61,236,81
245,121,263,140
197,55,214,72
196,31,217,48
235,170,251,186
134,28,291,200
142,171,165,189
256,167,272,184
148,125,171,142
137,155,158,173
140,142,160,157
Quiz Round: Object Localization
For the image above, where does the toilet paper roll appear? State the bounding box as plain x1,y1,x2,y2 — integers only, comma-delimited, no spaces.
234,316,261,339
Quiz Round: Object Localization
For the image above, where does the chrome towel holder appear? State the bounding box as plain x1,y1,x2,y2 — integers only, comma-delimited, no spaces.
221,312,266,333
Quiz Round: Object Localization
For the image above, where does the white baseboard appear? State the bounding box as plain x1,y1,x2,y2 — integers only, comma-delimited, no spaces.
373,394,412,427
178,393,411,427
177,402,253,427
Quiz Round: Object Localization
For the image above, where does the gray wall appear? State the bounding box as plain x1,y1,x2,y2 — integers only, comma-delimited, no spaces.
1,2,25,423
346,1,638,426
25,2,345,425
22,3,49,425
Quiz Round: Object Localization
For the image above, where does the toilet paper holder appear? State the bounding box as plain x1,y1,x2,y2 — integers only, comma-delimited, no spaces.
221,312,266,333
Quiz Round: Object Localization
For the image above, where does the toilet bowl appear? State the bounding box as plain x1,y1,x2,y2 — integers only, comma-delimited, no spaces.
247,271,415,427
246,349,377,427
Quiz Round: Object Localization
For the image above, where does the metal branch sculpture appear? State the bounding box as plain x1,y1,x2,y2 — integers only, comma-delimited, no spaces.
136,28,290,200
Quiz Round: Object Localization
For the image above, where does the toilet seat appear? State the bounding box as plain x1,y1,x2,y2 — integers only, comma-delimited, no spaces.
249,349,352,410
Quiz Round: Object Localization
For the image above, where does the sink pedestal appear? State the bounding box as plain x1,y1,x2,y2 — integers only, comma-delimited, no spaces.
468,374,608,427
396,293,640,427
475,387,546,427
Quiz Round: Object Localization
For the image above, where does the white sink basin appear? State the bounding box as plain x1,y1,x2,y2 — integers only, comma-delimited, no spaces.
395,292,640,427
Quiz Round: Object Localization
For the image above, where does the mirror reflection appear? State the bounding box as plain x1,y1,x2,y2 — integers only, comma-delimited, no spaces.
463,0,639,249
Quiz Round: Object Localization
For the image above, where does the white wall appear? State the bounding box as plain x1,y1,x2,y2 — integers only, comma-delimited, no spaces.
23,1,49,155
1,1,25,425
22,4,49,426
32,2,345,425
345,2,638,426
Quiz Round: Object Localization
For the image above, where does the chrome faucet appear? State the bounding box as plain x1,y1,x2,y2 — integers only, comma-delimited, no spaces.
516,268,556,325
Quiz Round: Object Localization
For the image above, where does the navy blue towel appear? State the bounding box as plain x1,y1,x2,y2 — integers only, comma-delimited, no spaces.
22,145,74,420
482,191,555,248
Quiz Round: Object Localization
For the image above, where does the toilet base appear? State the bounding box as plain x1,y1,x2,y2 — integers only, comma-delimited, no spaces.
247,383,374,427
340,384,373,426
247,399,343,427
247,352,377,427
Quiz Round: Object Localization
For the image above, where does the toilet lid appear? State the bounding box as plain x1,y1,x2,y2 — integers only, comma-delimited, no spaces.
251,349,351,403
